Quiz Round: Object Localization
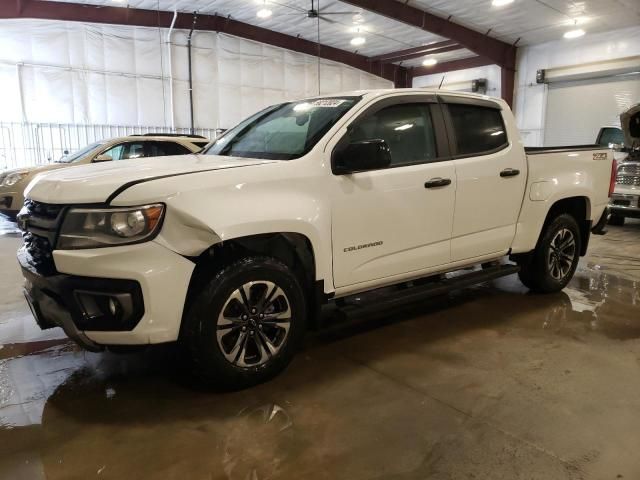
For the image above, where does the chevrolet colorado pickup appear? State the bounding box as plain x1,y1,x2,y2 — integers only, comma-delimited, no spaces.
17,89,615,388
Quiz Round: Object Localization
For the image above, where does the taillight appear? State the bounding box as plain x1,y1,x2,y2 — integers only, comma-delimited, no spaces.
608,158,618,197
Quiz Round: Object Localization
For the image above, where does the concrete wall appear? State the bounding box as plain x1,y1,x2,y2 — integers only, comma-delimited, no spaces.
515,25,640,146
412,64,502,99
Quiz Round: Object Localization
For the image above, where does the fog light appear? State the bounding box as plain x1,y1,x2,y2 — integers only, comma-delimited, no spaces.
71,284,142,332
75,291,134,326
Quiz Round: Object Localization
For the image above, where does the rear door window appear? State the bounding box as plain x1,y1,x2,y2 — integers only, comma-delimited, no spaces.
447,104,508,156
146,141,192,157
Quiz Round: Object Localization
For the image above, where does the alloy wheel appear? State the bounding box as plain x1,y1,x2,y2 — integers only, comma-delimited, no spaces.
216,281,291,368
547,228,576,281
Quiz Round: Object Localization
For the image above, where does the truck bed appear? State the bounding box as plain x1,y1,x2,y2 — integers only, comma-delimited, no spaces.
525,144,602,155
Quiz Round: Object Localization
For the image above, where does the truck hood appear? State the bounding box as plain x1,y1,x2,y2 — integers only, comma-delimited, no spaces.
621,103,640,148
24,154,278,204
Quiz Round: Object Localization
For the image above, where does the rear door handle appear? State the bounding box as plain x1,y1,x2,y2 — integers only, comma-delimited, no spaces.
424,177,452,188
500,168,520,178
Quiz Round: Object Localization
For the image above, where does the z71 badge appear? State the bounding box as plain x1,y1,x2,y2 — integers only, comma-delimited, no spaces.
344,241,383,253
593,152,608,161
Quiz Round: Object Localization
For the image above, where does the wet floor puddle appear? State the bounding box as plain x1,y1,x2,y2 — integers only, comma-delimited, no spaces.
0,260,639,478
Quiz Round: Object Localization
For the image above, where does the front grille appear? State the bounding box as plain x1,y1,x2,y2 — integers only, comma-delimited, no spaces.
617,163,640,187
20,199,66,275
616,175,640,186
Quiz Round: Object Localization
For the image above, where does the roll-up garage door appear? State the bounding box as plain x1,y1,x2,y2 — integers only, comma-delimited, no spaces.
544,73,640,147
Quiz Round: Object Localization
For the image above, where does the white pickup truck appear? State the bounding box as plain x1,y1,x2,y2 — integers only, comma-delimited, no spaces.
17,89,615,388
608,104,640,225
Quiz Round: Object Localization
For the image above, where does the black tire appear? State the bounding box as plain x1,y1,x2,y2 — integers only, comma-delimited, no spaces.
608,214,625,226
181,256,307,389
517,213,581,293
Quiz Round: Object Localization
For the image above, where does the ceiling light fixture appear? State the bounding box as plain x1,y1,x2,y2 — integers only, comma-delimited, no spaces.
349,25,368,34
257,8,273,18
492,0,514,6
422,57,438,67
351,36,366,46
564,28,585,39
568,16,590,25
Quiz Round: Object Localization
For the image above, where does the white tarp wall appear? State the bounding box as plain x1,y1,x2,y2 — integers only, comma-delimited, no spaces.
0,18,391,167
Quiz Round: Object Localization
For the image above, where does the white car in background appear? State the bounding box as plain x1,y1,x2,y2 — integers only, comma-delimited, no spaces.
0,134,210,218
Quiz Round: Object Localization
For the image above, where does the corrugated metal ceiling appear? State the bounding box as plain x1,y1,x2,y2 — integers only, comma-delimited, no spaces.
46,0,452,57
406,0,640,46
41,0,640,61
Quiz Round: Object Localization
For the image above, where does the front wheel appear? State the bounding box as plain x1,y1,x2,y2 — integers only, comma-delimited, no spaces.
517,213,581,293
181,256,307,389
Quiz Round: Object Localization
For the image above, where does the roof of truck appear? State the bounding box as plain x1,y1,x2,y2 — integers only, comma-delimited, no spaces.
306,88,501,101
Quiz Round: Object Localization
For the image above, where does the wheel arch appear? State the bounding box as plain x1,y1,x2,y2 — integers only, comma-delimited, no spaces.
541,196,591,256
182,232,322,331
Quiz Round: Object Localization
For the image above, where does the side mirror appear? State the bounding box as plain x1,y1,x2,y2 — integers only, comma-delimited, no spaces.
63,149,69,155
93,154,113,163
332,139,392,175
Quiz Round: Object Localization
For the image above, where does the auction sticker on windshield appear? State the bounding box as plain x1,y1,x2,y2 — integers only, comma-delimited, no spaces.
310,99,347,108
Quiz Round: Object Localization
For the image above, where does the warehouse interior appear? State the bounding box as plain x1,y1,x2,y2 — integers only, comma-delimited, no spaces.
1,0,640,478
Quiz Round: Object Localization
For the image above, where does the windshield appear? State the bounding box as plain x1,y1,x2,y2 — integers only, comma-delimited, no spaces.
56,141,105,163
204,97,361,160
597,127,624,147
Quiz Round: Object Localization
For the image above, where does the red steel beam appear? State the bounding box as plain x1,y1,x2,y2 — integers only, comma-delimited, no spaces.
369,40,462,64
501,67,515,108
0,0,409,86
342,0,516,70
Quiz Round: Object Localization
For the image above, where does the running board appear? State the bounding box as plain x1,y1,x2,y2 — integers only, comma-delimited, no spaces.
333,264,520,317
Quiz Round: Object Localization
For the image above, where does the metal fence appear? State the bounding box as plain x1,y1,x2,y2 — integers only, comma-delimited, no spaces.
0,122,219,170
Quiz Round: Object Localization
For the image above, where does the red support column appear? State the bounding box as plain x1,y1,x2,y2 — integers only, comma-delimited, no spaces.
501,67,515,108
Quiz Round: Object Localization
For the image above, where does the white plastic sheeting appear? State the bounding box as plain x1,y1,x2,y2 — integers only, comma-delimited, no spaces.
0,18,392,131
515,25,640,146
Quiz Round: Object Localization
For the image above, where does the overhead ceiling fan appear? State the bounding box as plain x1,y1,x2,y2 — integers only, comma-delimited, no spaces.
262,0,363,94
274,0,363,25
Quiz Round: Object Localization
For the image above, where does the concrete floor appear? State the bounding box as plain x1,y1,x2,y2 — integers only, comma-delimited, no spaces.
1,215,640,480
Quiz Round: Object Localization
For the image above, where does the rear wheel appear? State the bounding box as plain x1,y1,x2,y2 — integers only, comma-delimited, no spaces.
608,214,625,226
181,256,307,389
517,213,581,293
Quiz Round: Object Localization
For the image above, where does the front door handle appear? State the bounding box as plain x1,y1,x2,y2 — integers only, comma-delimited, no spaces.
500,168,520,178
424,177,452,188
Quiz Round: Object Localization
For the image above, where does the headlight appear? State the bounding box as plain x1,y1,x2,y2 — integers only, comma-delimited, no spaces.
57,204,165,249
2,172,27,187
